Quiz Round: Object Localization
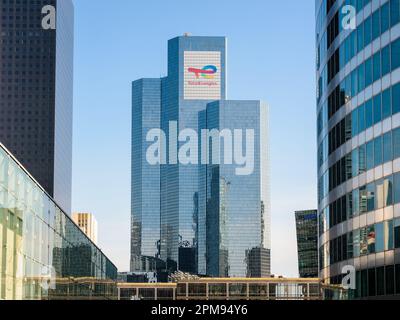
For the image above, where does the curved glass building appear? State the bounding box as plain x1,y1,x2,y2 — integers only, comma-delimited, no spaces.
316,0,400,298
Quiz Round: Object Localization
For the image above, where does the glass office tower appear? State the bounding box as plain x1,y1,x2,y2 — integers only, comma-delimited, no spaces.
198,101,271,277
0,0,73,214
295,210,319,278
160,36,227,273
0,143,117,300
131,79,163,273
316,0,400,298
132,36,271,278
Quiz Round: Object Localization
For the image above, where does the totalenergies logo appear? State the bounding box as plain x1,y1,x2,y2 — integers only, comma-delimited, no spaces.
188,65,218,79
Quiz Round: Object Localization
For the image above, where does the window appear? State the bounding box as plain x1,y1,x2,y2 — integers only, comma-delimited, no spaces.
368,268,376,297
382,88,391,120
381,2,390,33
377,179,386,209
367,225,376,254
351,69,358,97
357,24,364,53
396,264,400,294
366,141,374,170
372,10,380,40
373,52,381,82
374,136,383,167
393,127,400,159
384,220,394,250
373,94,382,124
361,269,368,298
347,231,354,259
381,45,391,76
365,57,373,88
386,265,395,295
367,182,376,212
360,227,368,255
364,16,372,47
383,132,392,163
360,187,368,215
393,83,400,114
353,188,360,217
359,103,366,132
359,144,366,174
352,109,359,136
395,218,400,248
352,149,359,177
391,0,400,27
358,64,366,93
384,176,393,207
376,267,385,296
375,222,384,252
391,38,400,71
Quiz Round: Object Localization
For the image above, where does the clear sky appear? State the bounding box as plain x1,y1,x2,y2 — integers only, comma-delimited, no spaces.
71,0,317,277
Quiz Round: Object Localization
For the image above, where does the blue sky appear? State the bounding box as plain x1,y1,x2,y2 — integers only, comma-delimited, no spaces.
72,0,317,276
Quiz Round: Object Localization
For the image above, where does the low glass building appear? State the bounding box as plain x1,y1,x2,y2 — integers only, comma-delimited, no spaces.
0,143,117,300
295,210,319,278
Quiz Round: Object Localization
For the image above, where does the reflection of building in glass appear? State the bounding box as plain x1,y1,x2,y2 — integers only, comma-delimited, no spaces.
316,0,400,298
198,100,271,277
0,143,117,300
295,210,318,278
0,0,74,214
72,212,98,245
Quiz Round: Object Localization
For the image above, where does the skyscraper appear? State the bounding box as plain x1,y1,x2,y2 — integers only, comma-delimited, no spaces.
0,0,74,213
316,0,400,298
160,36,227,273
198,100,271,277
131,78,162,272
295,210,318,278
131,35,270,277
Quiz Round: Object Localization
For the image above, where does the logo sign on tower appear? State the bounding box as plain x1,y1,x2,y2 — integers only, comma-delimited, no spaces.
184,51,221,100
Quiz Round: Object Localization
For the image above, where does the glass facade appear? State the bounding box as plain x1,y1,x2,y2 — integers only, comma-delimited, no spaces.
132,36,270,278
316,0,400,298
131,79,163,272
0,0,73,214
198,101,271,277
160,36,227,273
0,143,117,300
295,210,319,278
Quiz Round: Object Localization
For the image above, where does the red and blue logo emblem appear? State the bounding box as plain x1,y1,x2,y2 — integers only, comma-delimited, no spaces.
188,65,218,79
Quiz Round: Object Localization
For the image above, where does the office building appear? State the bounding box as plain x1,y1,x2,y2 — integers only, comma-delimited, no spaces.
295,210,318,278
160,36,227,273
0,143,117,300
131,78,163,273
0,0,73,213
198,100,271,277
316,0,400,298
131,36,227,274
131,35,271,278
72,212,98,245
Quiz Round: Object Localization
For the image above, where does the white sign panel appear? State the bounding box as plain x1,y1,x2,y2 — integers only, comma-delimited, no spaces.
184,51,221,100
